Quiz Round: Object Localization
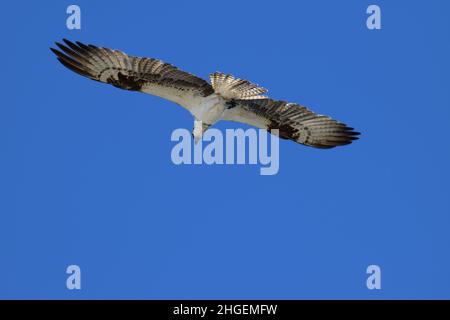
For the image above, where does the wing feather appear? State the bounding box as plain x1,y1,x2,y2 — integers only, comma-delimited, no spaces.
222,99,360,148
50,39,214,109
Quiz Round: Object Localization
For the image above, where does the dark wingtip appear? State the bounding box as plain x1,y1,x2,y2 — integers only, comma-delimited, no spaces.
63,38,76,46
56,57,91,78
55,41,66,50
51,39,74,55
50,47,62,57
75,41,89,50
346,130,360,143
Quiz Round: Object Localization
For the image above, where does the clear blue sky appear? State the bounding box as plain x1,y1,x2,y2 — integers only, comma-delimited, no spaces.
1,0,450,299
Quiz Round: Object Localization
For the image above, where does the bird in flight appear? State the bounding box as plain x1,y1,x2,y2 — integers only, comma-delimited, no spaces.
51,39,359,148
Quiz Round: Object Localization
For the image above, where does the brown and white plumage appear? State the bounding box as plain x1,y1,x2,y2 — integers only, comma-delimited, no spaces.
209,72,268,100
51,39,213,109
51,39,360,148
222,99,359,148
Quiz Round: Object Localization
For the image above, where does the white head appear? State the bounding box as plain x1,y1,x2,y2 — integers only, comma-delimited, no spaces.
192,119,204,144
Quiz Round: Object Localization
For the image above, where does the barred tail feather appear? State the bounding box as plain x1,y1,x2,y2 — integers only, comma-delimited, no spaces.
209,72,268,100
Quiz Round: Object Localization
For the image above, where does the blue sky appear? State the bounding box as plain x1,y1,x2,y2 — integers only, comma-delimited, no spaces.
1,0,450,299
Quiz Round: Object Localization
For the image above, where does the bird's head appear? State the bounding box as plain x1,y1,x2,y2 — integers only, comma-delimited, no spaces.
192,119,204,144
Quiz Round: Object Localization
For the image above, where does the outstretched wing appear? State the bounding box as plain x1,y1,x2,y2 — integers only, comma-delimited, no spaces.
222,99,360,148
50,39,214,109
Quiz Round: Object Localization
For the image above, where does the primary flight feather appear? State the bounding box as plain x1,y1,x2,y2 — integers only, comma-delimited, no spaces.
50,39,360,148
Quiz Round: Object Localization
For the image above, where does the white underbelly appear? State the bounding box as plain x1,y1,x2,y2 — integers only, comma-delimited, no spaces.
190,94,226,125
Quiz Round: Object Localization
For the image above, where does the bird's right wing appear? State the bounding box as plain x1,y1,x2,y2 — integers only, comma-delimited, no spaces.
50,39,214,109
222,98,360,148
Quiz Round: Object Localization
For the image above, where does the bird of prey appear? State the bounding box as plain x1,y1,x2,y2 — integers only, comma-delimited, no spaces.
50,39,359,148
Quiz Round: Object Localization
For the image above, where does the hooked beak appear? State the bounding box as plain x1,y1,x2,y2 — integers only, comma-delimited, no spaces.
192,132,201,145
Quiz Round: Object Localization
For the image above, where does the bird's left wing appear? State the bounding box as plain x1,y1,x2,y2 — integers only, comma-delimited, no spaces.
50,39,214,109
222,98,360,148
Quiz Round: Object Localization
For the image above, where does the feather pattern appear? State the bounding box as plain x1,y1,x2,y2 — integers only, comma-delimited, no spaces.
50,39,214,110
51,39,360,148
222,99,360,148
209,72,268,100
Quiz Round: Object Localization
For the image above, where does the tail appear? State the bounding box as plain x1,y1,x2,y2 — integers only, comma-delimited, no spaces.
209,72,268,100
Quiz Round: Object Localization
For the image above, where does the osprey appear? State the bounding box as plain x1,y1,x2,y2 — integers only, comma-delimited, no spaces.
51,39,360,148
